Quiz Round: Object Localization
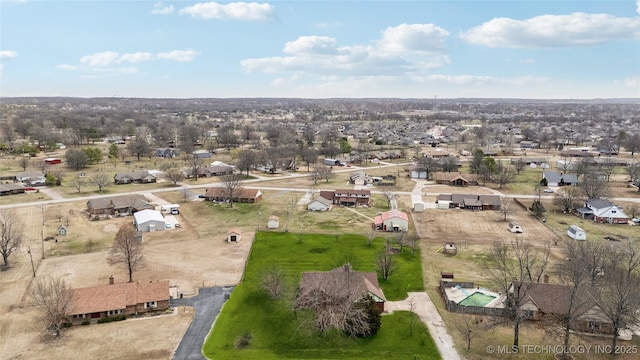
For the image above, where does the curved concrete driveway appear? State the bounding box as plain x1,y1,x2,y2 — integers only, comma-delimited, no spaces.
171,286,234,360
385,292,461,360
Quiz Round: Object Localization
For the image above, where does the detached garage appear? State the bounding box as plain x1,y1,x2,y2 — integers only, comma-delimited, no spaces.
134,210,165,232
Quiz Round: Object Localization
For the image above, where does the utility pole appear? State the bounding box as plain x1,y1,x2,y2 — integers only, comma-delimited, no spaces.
27,246,35,277
41,202,45,259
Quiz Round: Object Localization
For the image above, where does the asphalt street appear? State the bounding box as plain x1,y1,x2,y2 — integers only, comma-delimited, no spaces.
171,286,234,360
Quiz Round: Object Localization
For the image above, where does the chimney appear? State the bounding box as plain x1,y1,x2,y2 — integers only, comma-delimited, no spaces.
543,274,549,283
109,275,114,285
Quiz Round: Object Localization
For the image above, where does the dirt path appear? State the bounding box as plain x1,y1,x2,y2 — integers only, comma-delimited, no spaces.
341,205,375,221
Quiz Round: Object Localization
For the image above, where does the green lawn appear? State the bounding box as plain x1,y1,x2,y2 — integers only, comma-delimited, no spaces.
203,231,434,360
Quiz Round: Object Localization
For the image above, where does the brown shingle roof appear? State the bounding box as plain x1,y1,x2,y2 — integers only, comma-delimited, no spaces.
87,194,151,211
435,172,477,183
69,280,169,315
299,264,386,302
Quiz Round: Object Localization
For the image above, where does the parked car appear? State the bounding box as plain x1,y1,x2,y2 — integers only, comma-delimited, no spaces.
198,194,206,199
543,188,554,193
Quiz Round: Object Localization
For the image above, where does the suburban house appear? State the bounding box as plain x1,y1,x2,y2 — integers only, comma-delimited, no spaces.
542,171,578,187
319,189,371,207
307,196,333,212
185,164,234,179
86,194,154,218
435,172,478,186
421,148,452,158
155,148,179,158
374,210,409,232
134,210,165,232
0,183,26,196
204,187,262,203
15,171,46,186
516,281,612,335
437,193,501,211
267,215,279,229
114,170,157,185
297,264,387,312
576,198,629,224
349,172,376,186
68,278,170,323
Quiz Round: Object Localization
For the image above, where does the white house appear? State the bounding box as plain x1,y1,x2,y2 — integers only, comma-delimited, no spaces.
307,197,333,212
411,194,425,212
374,210,409,232
581,198,629,224
267,215,280,229
568,225,586,240
134,210,165,232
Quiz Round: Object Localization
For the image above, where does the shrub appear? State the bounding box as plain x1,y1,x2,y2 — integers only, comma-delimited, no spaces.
81,320,90,326
234,332,252,349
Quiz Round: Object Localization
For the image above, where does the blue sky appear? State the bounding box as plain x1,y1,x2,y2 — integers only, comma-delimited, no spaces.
1,0,639,99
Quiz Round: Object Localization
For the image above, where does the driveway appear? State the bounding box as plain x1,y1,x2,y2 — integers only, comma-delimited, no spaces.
171,286,234,360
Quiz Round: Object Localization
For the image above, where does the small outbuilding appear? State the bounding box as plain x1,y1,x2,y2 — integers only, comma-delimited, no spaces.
267,215,280,229
568,225,586,240
411,194,425,213
134,210,165,232
227,228,242,243
443,242,457,255
508,221,523,233
57,224,68,236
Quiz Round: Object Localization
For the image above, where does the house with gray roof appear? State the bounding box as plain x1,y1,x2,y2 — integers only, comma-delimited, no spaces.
577,198,629,224
542,171,578,187
86,194,154,218
114,170,156,185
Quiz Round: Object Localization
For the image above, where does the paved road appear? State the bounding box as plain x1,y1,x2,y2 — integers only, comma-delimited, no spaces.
171,286,234,360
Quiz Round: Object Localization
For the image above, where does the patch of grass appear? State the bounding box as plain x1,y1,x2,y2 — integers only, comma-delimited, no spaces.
203,232,429,360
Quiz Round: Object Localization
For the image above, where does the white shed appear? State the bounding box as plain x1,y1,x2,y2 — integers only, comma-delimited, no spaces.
134,210,165,232
411,194,425,213
508,221,523,233
267,215,280,229
437,200,451,209
568,225,586,240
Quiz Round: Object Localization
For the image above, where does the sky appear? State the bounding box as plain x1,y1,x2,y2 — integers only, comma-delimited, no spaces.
0,0,639,99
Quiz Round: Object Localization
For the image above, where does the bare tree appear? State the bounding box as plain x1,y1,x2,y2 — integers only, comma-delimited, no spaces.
500,196,513,221
309,165,322,185
107,225,145,283
69,177,85,193
0,211,23,268
625,204,639,219
407,236,419,257
375,249,396,281
90,173,110,193
126,133,151,161
553,186,581,213
221,173,242,208
493,161,516,189
383,190,395,208
236,149,257,177
17,156,30,171
628,162,640,192
294,264,381,337
513,158,525,175
318,166,334,183
300,147,319,172
624,133,640,157
187,156,204,181
30,276,74,336
163,167,185,185
599,241,640,354
261,266,286,299
581,171,611,199
484,239,550,351
366,228,376,246
553,241,593,360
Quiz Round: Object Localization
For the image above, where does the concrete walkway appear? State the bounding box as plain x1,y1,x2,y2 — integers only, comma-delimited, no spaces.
385,292,461,360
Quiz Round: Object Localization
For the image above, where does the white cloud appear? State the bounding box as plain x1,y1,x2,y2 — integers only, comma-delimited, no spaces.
80,51,120,66
118,52,155,63
242,23,451,78
151,2,174,15
0,50,18,59
461,10,640,48
156,50,200,62
55,64,77,71
179,1,275,21
623,76,640,88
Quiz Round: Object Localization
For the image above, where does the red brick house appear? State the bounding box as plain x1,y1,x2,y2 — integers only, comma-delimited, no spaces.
435,172,478,186
68,279,170,323
320,189,371,207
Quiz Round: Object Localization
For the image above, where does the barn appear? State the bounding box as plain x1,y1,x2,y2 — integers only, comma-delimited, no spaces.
374,210,409,232
134,210,165,232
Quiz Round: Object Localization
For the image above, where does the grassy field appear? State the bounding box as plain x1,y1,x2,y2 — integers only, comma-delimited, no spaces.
203,231,431,360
